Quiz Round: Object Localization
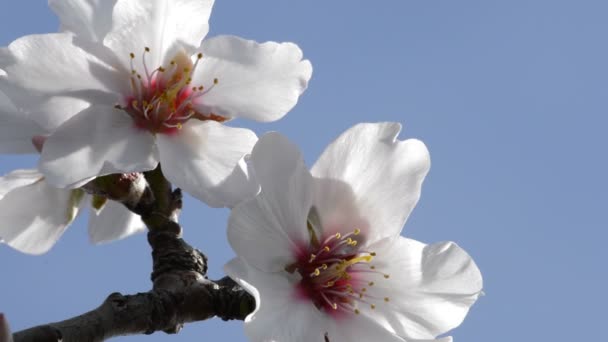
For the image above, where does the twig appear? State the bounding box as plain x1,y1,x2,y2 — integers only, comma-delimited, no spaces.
13,167,254,341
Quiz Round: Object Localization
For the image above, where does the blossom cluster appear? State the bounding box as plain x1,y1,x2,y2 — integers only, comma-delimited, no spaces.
0,1,482,341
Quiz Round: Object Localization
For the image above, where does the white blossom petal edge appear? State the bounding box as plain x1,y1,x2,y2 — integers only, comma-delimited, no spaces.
0,168,145,254
226,123,483,341
0,169,84,254
1,0,312,207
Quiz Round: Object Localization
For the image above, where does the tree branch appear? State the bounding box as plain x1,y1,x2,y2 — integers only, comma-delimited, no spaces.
13,277,253,342
13,168,255,341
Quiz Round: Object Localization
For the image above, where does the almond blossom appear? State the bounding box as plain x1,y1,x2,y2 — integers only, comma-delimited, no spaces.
226,123,483,341
0,0,312,207
0,86,145,254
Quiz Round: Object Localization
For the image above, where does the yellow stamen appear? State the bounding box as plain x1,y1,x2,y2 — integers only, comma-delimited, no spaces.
343,255,373,267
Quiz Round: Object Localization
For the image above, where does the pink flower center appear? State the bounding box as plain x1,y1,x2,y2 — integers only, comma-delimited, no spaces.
115,47,226,135
290,228,391,318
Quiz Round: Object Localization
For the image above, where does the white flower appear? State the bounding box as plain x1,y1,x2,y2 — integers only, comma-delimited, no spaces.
0,88,145,254
226,123,483,342
0,313,12,342
0,0,312,207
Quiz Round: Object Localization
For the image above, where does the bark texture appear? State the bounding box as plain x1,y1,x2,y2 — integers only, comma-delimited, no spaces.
13,168,255,342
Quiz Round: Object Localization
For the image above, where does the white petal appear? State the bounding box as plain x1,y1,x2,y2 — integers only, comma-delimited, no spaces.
360,237,483,339
0,313,12,342
157,120,257,208
311,123,430,244
0,87,17,112
104,0,214,69
210,155,260,209
49,0,118,43
323,314,410,342
0,90,43,153
88,200,145,244
192,35,312,122
227,133,314,272
0,180,83,255
226,259,418,342
0,82,89,153
39,106,158,188
225,258,328,342
1,80,90,132
24,96,90,134
0,33,120,96
0,169,43,200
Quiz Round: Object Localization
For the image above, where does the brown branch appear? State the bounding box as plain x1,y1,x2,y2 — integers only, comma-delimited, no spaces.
13,167,255,342
12,277,254,342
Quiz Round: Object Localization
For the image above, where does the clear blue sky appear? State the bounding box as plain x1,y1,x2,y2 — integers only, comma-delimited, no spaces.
1,1,607,341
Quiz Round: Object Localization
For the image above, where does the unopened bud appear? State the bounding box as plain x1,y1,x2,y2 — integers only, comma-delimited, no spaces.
84,173,148,204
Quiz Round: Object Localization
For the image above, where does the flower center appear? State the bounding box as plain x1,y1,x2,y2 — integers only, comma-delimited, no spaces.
115,47,227,134
291,227,391,318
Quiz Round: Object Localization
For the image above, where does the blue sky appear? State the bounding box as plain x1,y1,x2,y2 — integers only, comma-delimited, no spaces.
1,1,607,341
